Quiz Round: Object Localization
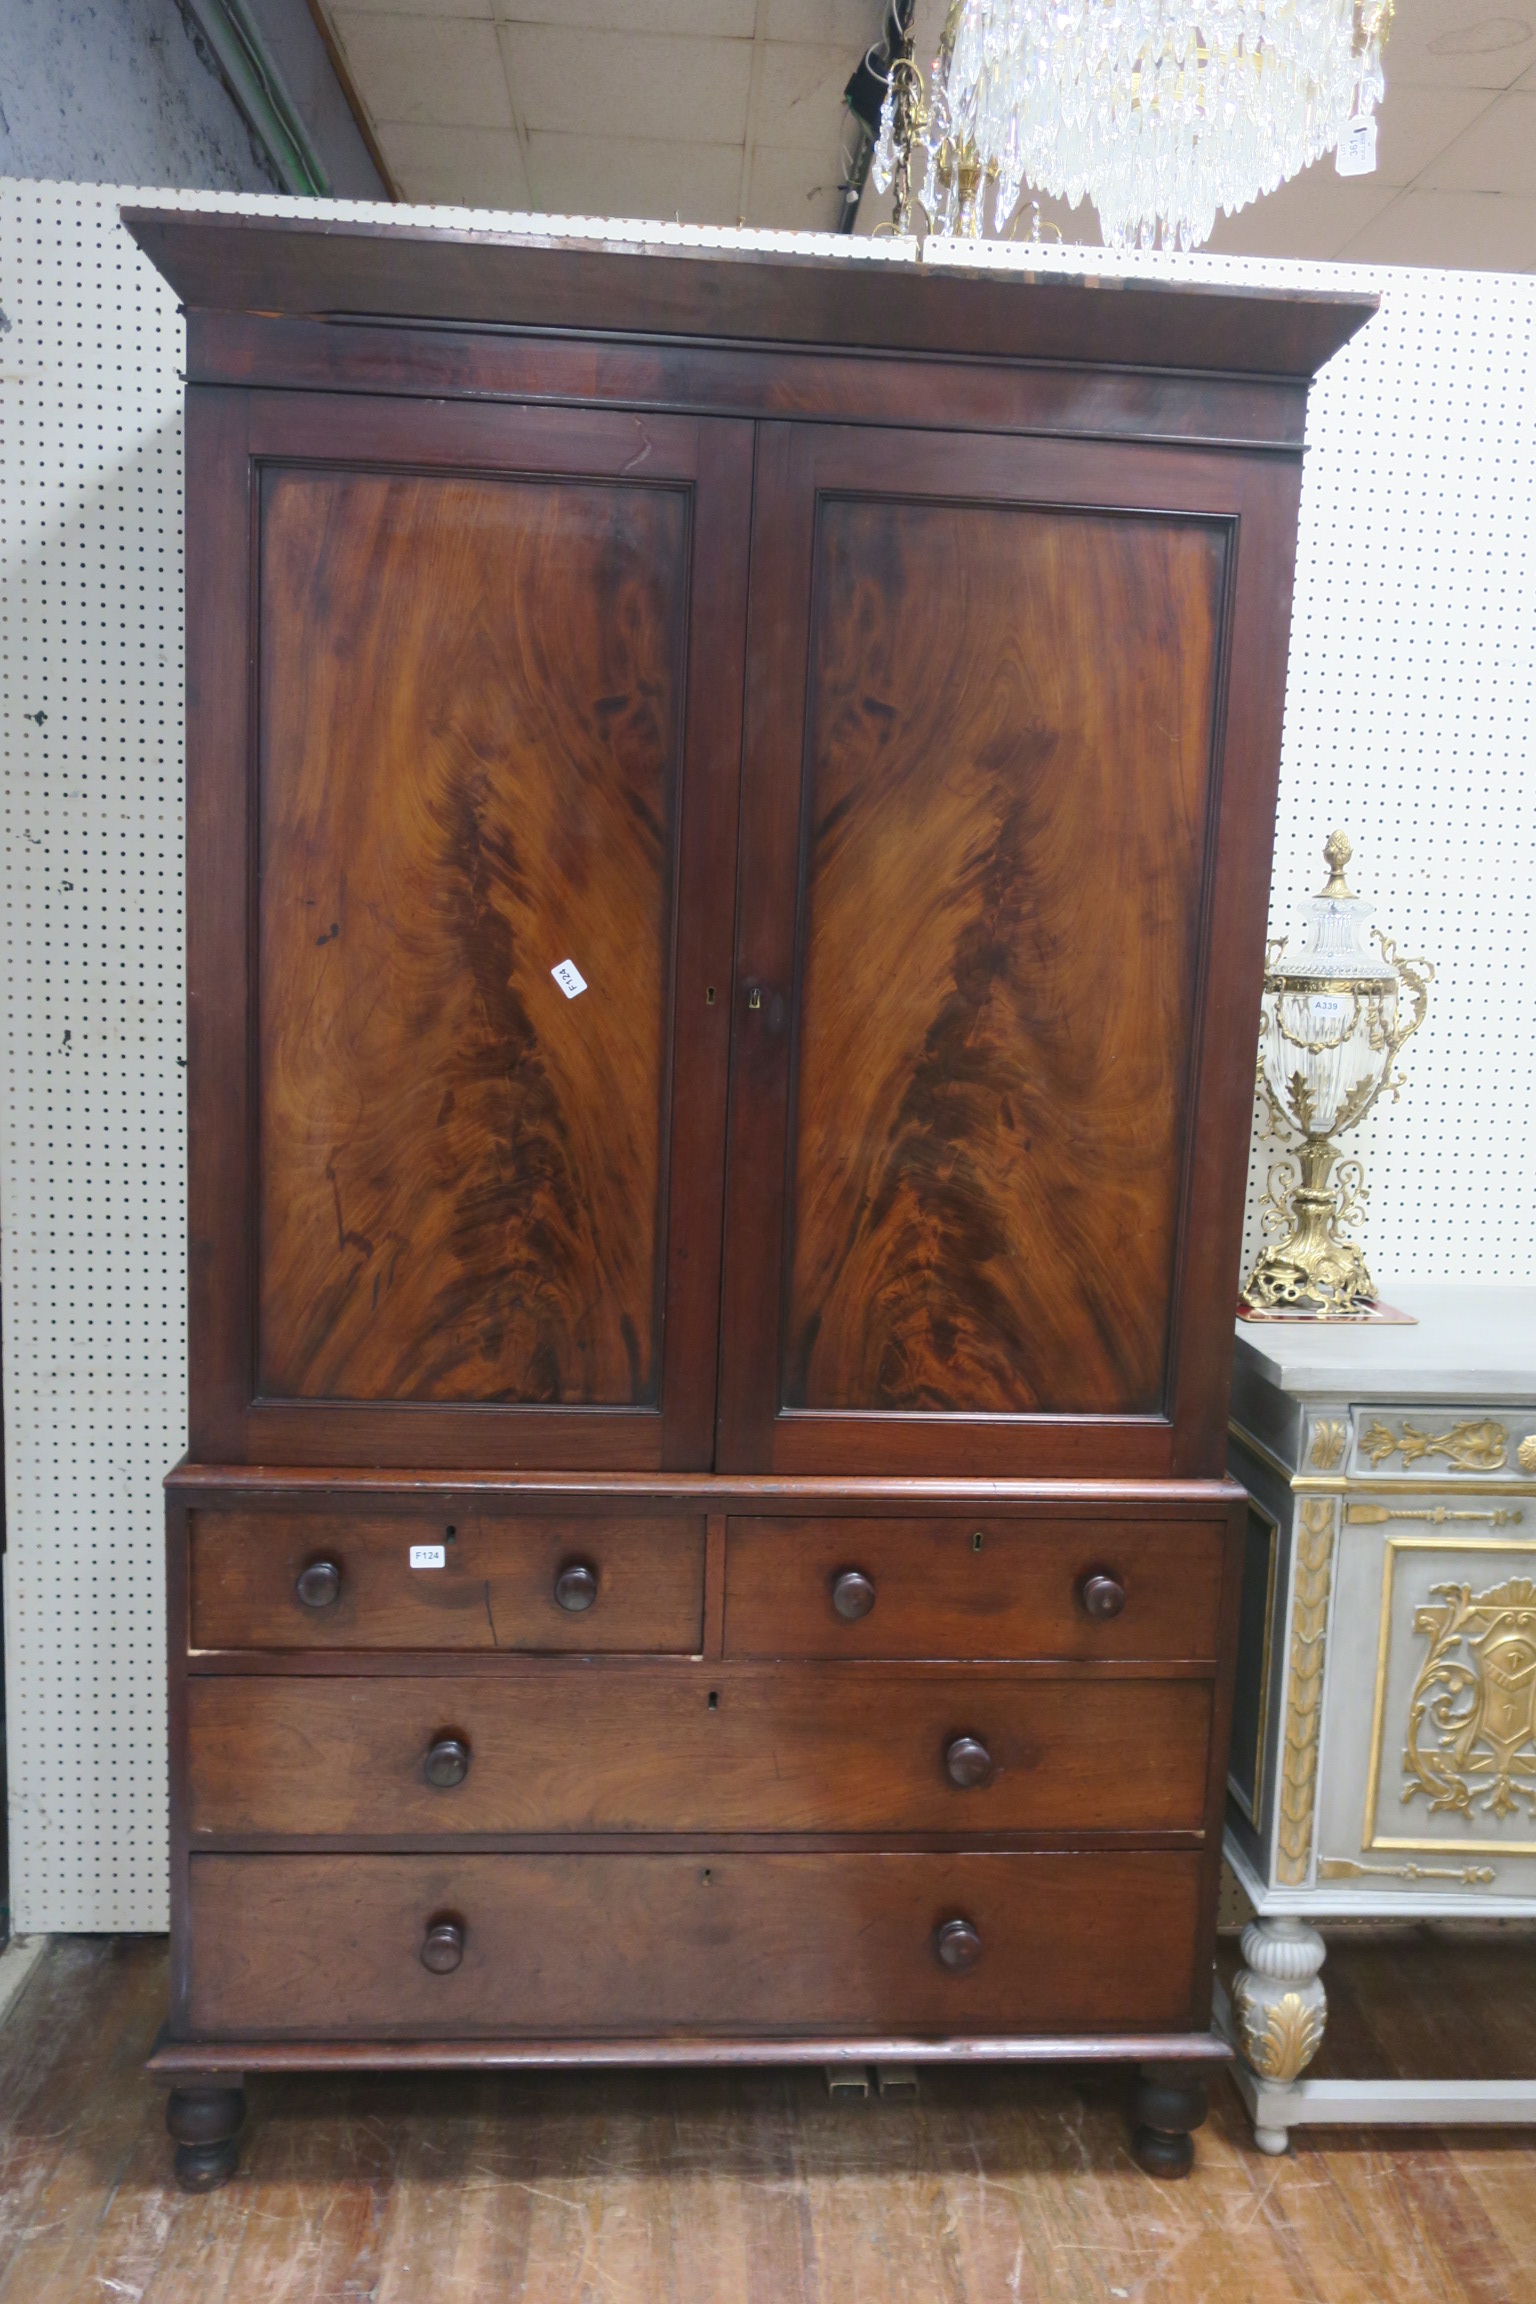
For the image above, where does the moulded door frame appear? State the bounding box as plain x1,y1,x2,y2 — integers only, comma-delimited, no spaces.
185,387,755,1470
715,418,1302,1482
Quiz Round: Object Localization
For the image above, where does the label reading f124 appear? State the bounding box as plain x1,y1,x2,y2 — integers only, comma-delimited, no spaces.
409,1543,446,1570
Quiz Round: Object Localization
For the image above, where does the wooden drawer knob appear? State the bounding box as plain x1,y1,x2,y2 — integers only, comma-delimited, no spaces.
554,1562,598,1613
935,1917,983,1972
1079,1571,1126,1621
424,1736,470,1789
945,1735,993,1788
294,1558,341,1610
831,1569,876,1621
420,1918,464,1975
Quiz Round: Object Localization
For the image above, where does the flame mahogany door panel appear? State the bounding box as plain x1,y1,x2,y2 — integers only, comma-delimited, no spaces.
717,422,1301,1480
188,391,753,1467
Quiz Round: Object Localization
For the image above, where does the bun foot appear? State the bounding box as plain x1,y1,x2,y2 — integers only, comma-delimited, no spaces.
1130,2063,1206,2180
166,2082,246,2191
1131,2120,1195,2178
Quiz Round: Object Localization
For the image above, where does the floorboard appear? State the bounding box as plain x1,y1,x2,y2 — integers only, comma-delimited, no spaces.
0,1932,1533,2304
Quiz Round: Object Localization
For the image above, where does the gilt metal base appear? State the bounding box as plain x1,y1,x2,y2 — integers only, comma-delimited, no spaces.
1242,1138,1381,1320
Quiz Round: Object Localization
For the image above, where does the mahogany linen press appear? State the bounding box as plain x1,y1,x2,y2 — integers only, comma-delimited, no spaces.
125,208,1373,2185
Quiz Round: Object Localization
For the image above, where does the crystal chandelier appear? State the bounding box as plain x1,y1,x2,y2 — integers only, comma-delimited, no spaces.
870,0,1393,250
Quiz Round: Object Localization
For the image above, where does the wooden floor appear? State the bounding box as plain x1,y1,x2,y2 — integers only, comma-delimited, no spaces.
2,1932,1535,2304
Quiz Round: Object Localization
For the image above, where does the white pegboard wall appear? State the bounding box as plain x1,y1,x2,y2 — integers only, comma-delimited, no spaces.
0,182,188,1931
1242,264,1536,1290
1,182,1533,1932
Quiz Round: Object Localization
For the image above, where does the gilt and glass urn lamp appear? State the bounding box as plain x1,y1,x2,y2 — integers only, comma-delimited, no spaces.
1241,832,1431,1320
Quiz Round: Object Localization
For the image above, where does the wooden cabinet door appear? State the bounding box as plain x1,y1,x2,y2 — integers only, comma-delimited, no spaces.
717,422,1300,1480
188,392,752,1468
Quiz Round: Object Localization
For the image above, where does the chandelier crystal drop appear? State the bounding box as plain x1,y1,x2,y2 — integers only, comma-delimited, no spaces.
870,0,1393,251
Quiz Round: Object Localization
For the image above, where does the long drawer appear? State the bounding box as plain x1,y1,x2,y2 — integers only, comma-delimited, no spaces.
724,1516,1225,1660
189,1510,706,1653
186,1669,1212,1835
185,1849,1204,2037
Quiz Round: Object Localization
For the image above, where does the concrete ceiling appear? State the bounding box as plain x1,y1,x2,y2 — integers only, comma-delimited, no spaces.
316,0,1536,269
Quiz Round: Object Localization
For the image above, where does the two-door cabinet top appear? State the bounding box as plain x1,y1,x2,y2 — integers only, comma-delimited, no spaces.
129,206,1375,1481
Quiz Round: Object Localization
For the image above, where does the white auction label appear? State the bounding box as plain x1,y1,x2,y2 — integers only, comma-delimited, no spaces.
1308,995,1349,1023
551,959,588,999
409,1543,446,1570
1336,115,1377,176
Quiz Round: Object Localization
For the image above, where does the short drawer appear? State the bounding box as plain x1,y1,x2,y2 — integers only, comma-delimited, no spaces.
187,1668,1212,1836
725,1516,1225,1660
189,1511,705,1654
185,1848,1205,2038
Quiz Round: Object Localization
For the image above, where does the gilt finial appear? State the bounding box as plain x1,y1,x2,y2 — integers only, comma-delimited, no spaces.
1320,829,1354,898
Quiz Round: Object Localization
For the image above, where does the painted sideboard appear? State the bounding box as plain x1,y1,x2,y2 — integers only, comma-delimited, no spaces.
1225,1283,1536,2149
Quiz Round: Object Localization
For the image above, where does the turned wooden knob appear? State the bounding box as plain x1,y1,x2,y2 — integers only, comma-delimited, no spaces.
1079,1570,1126,1621
554,1562,598,1613
831,1569,876,1621
945,1735,993,1788
424,1735,470,1788
935,1917,983,1972
420,1918,464,1974
295,1558,341,1610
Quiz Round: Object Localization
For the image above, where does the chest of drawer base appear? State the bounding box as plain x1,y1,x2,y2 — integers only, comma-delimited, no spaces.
167,1477,1241,2075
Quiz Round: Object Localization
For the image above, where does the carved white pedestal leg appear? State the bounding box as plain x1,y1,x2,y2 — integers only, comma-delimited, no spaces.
1232,1917,1327,2154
